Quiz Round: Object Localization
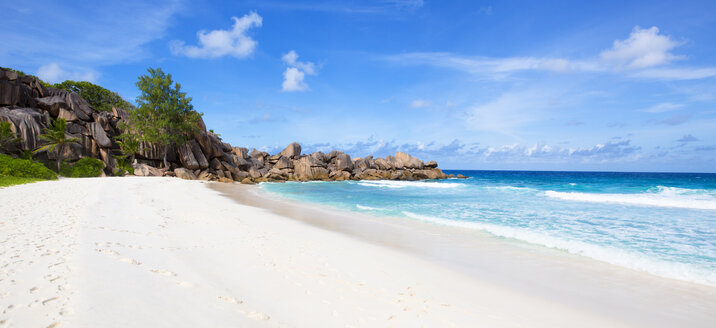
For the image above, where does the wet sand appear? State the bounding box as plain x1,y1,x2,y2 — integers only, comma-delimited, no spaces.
211,182,716,327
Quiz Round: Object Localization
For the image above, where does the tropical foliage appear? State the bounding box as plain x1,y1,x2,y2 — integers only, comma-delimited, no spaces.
0,153,58,180
36,118,80,172
125,67,202,168
0,122,21,154
53,80,133,112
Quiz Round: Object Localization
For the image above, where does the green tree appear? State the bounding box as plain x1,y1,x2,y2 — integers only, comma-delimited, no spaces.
35,118,80,172
53,80,133,112
0,122,22,154
116,132,140,164
126,68,202,168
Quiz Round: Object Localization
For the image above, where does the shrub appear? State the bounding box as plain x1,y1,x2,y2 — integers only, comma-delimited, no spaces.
114,157,134,176
67,157,105,177
53,80,133,112
0,154,58,180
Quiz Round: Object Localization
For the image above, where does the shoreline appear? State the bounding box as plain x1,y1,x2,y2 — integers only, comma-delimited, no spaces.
1,177,715,327
211,181,716,327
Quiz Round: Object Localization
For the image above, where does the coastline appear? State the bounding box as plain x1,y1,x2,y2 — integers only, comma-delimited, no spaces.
0,177,714,327
211,181,716,327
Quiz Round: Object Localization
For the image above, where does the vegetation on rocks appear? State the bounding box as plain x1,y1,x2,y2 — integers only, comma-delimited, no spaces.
0,153,58,180
53,80,133,112
0,121,21,153
124,67,203,168
64,157,105,177
35,118,80,172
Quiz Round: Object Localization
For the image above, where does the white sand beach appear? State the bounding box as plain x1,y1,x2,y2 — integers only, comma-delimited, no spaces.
2,177,715,327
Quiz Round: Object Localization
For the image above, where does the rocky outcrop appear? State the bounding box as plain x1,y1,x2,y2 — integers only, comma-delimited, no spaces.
0,67,448,183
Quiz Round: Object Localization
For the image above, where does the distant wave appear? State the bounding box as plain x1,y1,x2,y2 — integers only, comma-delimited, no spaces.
357,180,461,189
484,185,534,192
356,204,385,211
401,211,716,286
544,187,716,210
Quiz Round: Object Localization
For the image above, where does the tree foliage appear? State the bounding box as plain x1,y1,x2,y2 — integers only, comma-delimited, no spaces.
35,118,80,173
0,122,22,154
53,80,134,112
125,67,202,167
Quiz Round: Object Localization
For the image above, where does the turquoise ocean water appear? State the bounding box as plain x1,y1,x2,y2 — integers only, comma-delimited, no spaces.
259,170,716,286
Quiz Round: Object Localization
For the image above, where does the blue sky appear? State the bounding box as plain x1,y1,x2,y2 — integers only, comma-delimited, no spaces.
2,0,715,172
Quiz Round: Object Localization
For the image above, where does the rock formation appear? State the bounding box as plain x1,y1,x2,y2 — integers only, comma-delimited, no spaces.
0,68,449,183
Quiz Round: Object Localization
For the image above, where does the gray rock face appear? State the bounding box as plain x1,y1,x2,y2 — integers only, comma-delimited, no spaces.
36,95,68,117
177,143,200,170
133,163,164,176
279,142,301,159
174,167,197,180
88,122,112,148
395,152,423,169
188,139,209,169
334,153,353,172
0,107,47,150
274,156,293,169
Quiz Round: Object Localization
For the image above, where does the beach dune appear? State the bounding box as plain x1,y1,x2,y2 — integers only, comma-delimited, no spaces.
0,177,713,327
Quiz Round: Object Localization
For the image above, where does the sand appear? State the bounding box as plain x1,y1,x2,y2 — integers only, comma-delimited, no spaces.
1,177,714,327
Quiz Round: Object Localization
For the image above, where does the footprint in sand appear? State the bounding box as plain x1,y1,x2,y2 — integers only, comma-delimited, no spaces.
118,258,141,265
151,269,176,277
219,295,243,305
96,249,119,256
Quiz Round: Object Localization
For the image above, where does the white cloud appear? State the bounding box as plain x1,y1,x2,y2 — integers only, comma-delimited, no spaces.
410,99,431,108
281,50,316,74
36,63,98,83
643,102,684,113
600,26,682,69
384,26,716,81
282,67,308,92
171,12,262,59
281,50,317,92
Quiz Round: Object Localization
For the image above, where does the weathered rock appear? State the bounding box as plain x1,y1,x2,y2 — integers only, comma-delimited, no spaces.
210,158,223,170
197,170,214,181
395,152,423,169
177,143,200,170
424,160,438,168
36,95,68,117
334,153,353,172
133,163,163,176
241,177,254,184
88,122,112,148
457,174,468,179
274,156,293,169
65,92,93,121
175,168,197,180
0,107,47,150
232,147,249,159
188,139,209,169
294,156,330,181
279,142,302,159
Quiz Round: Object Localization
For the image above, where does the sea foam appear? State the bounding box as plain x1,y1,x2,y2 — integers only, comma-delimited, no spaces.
544,188,716,210
356,180,461,189
401,211,716,286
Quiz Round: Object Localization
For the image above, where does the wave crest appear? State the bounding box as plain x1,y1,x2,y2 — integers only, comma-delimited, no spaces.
357,180,461,189
401,211,716,286
544,188,716,210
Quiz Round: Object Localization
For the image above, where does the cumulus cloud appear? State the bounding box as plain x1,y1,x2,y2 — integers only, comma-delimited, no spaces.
676,134,699,143
281,50,317,92
36,63,97,83
170,12,262,59
410,99,431,108
600,26,682,69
